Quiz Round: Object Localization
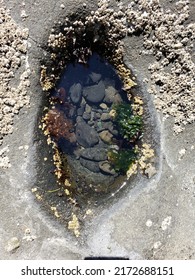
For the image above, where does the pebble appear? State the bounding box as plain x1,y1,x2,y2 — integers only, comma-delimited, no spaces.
89,72,102,83
99,161,116,175
82,112,91,121
104,86,122,104
99,103,108,110
77,106,85,116
99,130,113,143
5,237,20,252
83,81,105,103
101,112,110,121
76,120,99,148
69,83,82,104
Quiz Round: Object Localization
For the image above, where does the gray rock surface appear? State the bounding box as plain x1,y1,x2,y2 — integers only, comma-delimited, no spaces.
89,72,101,83
99,161,116,175
83,81,105,103
80,158,100,173
80,147,108,161
76,120,99,148
69,83,82,104
0,0,194,261
104,86,122,104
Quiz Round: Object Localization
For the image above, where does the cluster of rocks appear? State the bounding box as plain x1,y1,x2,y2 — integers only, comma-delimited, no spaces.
66,73,124,176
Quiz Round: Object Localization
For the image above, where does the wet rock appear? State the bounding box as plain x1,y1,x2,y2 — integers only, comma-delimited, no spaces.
101,112,110,121
5,237,20,252
99,103,108,110
88,120,94,126
77,107,85,116
85,104,91,114
99,130,113,143
76,120,99,148
89,72,102,83
83,81,105,103
80,158,100,173
69,106,77,118
82,112,91,121
94,112,101,120
99,161,116,175
95,121,104,132
76,116,83,123
102,121,113,130
104,86,122,104
69,83,82,104
80,147,108,161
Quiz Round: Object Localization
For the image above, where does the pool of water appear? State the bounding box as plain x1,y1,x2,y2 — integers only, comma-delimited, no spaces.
44,53,139,197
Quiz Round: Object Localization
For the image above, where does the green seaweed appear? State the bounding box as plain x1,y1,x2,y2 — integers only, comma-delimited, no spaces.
108,148,137,174
114,103,142,140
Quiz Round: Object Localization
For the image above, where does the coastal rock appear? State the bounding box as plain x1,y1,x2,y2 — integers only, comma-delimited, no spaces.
89,72,102,83
83,81,105,103
80,147,108,161
82,112,91,121
99,161,116,175
99,130,113,143
76,120,99,148
69,83,82,104
101,112,110,121
104,86,122,104
80,158,100,173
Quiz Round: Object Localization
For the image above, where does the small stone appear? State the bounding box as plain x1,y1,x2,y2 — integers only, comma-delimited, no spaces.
104,86,122,104
69,83,82,104
99,161,116,175
85,104,91,114
99,103,108,110
99,130,113,143
5,237,20,252
80,158,100,173
60,4,65,9
89,72,101,83
82,112,91,121
101,113,110,121
83,81,105,103
77,106,85,116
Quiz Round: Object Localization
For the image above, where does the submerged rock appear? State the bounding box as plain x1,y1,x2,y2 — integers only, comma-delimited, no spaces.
99,130,113,143
83,81,105,103
89,72,102,83
80,158,100,173
69,83,82,104
80,147,108,161
104,86,122,104
76,120,99,148
99,161,116,175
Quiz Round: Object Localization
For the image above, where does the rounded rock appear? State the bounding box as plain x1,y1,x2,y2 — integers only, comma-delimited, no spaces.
83,81,105,103
69,83,82,104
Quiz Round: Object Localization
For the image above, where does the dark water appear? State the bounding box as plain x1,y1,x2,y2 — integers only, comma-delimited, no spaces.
42,52,137,207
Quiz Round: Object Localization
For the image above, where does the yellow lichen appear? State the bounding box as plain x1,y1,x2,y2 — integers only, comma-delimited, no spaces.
51,206,60,218
64,189,70,196
109,109,116,118
126,161,138,179
68,214,80,237
65,179,71,187
138,143,156,178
